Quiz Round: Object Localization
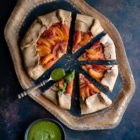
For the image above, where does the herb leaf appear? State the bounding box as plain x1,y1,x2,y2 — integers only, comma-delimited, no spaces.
65,69,75,82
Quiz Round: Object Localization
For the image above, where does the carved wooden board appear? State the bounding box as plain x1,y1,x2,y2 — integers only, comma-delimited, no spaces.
4,0,135,130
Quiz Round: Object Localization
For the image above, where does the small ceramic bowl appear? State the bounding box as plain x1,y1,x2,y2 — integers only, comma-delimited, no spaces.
24,118,65,140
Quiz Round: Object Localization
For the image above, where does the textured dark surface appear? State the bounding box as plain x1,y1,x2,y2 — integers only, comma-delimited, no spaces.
0,0,139,140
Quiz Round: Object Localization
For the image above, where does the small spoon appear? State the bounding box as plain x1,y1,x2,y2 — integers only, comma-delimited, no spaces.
18,68,65,99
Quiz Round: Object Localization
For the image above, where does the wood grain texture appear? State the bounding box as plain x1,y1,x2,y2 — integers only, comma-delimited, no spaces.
4,0,135,130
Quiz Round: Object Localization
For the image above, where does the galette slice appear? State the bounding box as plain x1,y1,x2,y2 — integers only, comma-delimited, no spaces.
81,64,118,92
21,9,72,79
72,14,104,53
43,69,75,110
79,74,112,115
78,34,116,61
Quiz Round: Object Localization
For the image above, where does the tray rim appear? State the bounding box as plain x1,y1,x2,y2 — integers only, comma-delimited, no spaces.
4,0,135,130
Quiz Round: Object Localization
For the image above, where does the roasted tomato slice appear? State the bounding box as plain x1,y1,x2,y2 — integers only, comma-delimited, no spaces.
51,22,61,28
41,29,54,38
52,44,60,57
92,65,109,70
90,41,100,49
59,41,67,53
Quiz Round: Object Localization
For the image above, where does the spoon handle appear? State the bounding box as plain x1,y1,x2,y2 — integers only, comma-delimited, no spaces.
18,77,52,99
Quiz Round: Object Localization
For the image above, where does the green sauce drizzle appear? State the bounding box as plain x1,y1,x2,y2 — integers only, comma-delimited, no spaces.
28,121,62,140
51,68,65,81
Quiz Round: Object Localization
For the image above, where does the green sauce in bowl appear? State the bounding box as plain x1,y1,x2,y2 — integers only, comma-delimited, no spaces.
27,120,63,140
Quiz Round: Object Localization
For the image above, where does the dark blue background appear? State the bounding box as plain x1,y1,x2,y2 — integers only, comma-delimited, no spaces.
0,0,139,140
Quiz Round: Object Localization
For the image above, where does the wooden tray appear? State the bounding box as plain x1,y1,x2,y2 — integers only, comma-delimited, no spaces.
4,0,135,130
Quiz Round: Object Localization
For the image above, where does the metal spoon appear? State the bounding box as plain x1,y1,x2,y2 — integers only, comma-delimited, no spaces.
18,68,65,99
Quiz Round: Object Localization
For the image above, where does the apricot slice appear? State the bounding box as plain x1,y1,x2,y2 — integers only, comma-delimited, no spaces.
73,31,81,45
87,48,101,60
61,25,69,41
53,27,64,40
36,45,51,57
87,83,100,93
43,59,57,69
66,80,73,95
79,33,90,47
88,69,104,82
37,38,51,48
41,54,54,65
85,86,90,98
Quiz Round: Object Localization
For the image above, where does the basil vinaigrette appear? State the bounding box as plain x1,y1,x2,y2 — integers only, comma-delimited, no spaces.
51,68,65,81
27,121,62,140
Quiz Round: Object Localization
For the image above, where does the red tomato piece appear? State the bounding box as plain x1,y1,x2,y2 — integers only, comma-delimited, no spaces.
92,65,109,70
90,41,100,49
52,44,60,56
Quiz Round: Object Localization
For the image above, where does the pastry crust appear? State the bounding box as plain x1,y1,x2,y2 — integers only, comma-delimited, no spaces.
20,9,71,79
42,84,72,110
75,14,104,36
80,92,112,115
101,65,118,92
42,84,58,105
58,93,71,110
100,34,116,60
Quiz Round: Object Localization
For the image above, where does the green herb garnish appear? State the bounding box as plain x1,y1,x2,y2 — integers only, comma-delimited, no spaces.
56,69,75,96
57,82,67,96
64,69,75,82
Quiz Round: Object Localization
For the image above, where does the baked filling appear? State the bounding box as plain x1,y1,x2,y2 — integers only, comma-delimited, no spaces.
72,31,93,53
36,22,69,70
